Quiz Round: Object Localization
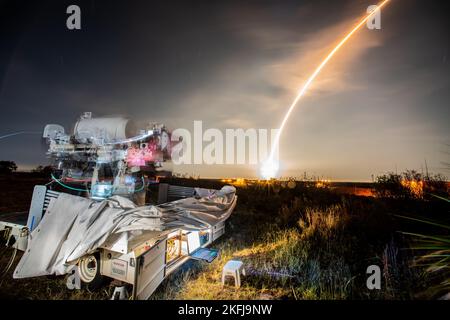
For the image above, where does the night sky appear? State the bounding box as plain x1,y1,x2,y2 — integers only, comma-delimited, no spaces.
0,0,449,180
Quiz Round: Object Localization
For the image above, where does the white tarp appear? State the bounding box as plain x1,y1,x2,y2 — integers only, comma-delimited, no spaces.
13,185,236,279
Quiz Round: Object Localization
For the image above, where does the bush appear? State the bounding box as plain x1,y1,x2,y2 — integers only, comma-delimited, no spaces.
374,170,448,200
0,161,17,174
32,165,53,177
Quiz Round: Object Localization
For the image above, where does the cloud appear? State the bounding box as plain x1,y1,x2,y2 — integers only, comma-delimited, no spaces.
172,11,385,129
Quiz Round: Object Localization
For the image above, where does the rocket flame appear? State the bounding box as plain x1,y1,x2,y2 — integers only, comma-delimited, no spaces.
262,0,390,179
260,158,279,180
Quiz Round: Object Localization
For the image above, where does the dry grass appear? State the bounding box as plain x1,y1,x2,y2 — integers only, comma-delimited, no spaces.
152,204,353,300
1,175,443,300
0,249,112,300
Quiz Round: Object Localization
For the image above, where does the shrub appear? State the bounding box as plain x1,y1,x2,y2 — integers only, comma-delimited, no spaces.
374,170,448,200
0,161,17,174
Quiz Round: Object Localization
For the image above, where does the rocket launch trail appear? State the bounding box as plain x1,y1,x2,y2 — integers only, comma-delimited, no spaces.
261,0,391,179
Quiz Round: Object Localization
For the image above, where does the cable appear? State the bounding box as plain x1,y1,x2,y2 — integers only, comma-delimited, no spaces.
1,247,17,278
0,131,42,140
52,173,145,195
134,177,147,193
51,173,88,192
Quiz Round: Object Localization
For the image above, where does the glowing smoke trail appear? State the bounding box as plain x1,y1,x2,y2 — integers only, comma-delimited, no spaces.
261,0,390,179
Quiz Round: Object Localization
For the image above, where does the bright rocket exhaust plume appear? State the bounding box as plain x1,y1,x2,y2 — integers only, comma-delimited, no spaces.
261,0,390,179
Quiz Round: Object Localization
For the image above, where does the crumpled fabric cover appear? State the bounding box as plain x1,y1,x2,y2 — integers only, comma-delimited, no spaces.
14,185,236,279
181,185,237,224
14,194,159,278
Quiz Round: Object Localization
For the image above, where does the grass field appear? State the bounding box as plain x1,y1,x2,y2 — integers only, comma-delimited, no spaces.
0,173,448,300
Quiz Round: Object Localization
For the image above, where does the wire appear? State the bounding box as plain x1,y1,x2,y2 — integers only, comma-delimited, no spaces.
134,177,147,193
51,173,145,195
1,247,17,278
51,173,88,192
0,131,42,140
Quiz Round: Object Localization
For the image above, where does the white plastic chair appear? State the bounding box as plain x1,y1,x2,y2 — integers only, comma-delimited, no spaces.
222,260,246,288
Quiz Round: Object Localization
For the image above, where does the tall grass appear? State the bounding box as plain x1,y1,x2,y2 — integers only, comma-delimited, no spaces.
374,170,449,298
397,211,450,298
153,203,355,300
